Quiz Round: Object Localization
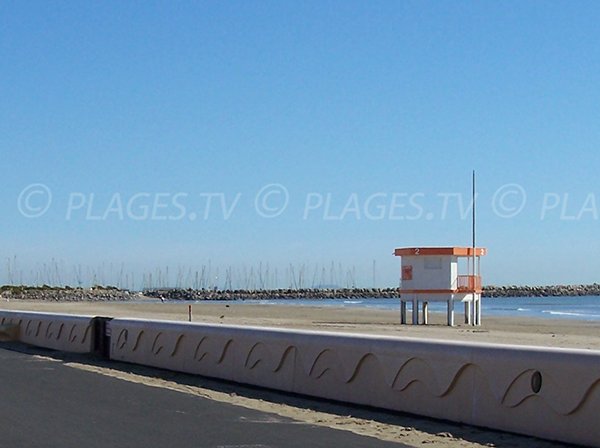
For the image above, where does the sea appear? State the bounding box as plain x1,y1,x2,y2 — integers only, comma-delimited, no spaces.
182,296,600,322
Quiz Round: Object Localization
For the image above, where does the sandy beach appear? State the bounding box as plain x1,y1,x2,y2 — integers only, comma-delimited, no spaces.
3,298,600,350
2,299,598,447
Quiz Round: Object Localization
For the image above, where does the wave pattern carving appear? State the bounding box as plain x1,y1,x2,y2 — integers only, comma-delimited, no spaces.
0,311,93,353
4,312,593,448
107,320,600,424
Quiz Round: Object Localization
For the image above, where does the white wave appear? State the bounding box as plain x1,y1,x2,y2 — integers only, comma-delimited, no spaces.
343,300,363,304
517,308,531,312
542,310,600,318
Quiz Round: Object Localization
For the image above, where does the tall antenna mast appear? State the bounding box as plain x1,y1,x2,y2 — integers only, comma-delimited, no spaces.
472,170,476,249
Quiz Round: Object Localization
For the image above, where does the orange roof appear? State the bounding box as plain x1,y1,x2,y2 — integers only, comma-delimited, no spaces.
394,247,487,257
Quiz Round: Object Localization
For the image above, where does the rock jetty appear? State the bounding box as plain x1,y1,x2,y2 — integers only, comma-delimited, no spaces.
146,284,600,301
1,284,599,301
0,285,139,302
145,288,401,301
483,284,600,297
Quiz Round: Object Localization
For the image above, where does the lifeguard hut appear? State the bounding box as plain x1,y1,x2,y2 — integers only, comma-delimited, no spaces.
394,247,486,326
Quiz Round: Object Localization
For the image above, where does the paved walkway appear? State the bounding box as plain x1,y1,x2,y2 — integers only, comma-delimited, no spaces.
0,348,406,448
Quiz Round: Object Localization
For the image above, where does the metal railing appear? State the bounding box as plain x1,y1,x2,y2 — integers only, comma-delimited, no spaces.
457,275,482,292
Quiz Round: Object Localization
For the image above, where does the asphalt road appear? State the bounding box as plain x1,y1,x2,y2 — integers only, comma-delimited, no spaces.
0,347,406,448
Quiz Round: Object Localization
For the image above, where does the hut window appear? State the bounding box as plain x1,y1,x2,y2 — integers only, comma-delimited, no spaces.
424,257,442,270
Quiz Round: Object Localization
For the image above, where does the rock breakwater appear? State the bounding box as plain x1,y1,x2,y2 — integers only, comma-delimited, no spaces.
145,288,401,301
2,284,599,301
483,284,600,297
146,284,600,300
0,285,139,302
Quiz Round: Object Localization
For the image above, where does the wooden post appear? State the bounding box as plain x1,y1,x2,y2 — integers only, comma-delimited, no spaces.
400,300,407,324
465,301,471,324
447,299,454,326
412,299,418,325
423,301,429,325
188,304,192,322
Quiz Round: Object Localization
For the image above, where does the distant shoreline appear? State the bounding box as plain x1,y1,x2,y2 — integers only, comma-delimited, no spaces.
1,283,600,301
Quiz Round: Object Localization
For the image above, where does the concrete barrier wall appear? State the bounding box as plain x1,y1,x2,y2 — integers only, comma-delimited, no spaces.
108,318,600,447
0,310,94,353
1,309,598,446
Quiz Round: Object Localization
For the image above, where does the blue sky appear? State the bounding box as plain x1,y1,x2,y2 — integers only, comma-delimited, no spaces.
2,1,599,288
